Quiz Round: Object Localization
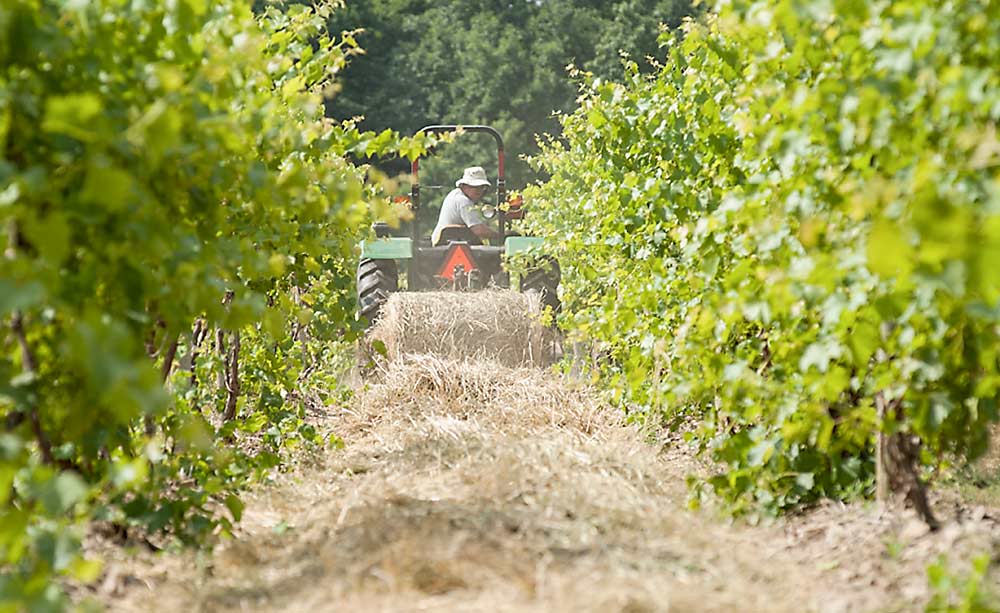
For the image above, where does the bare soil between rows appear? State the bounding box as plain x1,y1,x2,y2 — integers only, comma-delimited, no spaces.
97,353,1000,612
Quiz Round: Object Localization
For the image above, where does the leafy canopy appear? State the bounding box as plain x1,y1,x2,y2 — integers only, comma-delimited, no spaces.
526,0,1000,514
0,0,427,608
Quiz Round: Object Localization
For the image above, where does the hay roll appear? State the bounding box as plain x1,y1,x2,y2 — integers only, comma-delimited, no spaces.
369,290,555,367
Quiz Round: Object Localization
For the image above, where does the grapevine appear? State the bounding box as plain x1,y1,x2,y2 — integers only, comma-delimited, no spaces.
0,1,427,608
526,0,1000,516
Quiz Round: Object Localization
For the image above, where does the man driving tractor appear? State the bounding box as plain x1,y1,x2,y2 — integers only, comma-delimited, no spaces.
355,126,559,325
431,166,500,246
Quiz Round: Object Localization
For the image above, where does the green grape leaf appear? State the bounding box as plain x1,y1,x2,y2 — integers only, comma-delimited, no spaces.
867,221,914,278
41,94,102,141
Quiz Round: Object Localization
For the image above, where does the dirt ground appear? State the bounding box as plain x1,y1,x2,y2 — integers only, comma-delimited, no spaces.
94,294,1000,612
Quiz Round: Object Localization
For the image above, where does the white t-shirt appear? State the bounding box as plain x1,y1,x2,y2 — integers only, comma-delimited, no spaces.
432,188,486,245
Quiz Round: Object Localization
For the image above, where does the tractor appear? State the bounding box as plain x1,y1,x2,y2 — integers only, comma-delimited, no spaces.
356,125,559,327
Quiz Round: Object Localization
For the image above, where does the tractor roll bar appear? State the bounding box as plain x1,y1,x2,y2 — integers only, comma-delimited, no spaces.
409,125,507,243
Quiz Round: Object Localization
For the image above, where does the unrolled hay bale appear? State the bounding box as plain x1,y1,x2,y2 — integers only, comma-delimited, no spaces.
369,290,557,367
347,354,618,439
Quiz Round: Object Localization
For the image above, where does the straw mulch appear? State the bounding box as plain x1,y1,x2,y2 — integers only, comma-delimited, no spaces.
106,355,807,613
346,353,616,439
98,295,1000,613
368,290,558,368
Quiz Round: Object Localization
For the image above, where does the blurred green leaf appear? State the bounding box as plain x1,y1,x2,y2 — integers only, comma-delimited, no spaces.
35,473,89,516
224,494,244,523
0,281,45,316
22,212,71,265
867,221,914,278
41,94,102,141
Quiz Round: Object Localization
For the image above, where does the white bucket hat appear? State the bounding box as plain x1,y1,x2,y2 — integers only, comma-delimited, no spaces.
456,166,491,188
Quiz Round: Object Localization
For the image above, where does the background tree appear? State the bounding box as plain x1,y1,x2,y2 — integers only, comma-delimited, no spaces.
325,0,694,193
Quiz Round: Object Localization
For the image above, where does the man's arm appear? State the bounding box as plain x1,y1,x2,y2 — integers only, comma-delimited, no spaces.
469,223,499,240
459,199,499,241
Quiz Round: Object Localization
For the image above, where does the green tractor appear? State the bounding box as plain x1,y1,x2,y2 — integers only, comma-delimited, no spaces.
356,125,559,327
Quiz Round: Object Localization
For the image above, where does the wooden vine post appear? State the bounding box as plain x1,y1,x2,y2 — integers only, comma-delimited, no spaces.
875,392,939,530
217,291,240,423
222,331,240,422
10,311,55,465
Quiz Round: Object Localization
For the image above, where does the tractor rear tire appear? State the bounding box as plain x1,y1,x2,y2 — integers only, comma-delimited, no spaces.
519,257,561,317
357,258,398,327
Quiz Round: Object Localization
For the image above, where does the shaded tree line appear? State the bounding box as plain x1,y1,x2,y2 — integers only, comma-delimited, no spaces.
324,0,695,188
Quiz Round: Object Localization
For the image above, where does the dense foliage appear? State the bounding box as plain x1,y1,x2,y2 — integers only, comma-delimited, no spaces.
0,1,426,608
526,0,1000,515
325,0,694,188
